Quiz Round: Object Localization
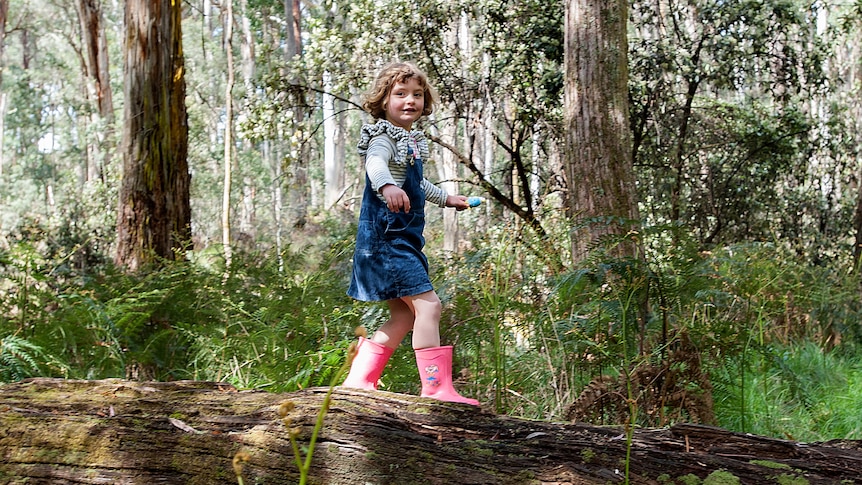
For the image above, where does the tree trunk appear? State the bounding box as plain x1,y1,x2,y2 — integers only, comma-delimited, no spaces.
563,0,641,263
852,31,862,274
284,0,308,228
222,0,235,268
437,105,460,253
1,378,860,485
322,70,345,209
76,0,115,184
115,0,191,271
268,137,286,272
855,165,862,272
478,62,495,233
0,0,8,177
236,0,257,241
238,0,254,95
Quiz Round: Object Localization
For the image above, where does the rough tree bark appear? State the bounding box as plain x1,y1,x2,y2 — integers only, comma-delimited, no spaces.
0,379,859,485
283,0,308,228
115,0,191,271
0,0,9,177
322,70,346,211
222,0,235,268
563,0,641,262
76,0,115,183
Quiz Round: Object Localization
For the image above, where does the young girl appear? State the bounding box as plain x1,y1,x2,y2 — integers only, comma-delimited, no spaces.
341,62,479,406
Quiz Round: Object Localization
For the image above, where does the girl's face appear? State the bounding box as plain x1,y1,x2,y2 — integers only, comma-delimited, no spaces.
384,78,425,130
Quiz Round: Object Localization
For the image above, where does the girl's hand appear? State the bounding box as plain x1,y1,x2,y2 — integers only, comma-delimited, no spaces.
381,184,411,213
446,195,470,211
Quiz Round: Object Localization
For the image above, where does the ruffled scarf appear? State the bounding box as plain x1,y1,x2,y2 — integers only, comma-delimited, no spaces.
357,119,429,166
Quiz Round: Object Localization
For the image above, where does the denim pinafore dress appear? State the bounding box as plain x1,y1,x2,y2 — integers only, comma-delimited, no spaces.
348,139,432,302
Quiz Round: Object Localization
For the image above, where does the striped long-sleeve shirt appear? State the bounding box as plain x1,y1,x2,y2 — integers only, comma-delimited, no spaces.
360,124,448,207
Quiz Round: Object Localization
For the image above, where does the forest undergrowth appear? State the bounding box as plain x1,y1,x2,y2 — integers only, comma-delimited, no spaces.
1,217,861,443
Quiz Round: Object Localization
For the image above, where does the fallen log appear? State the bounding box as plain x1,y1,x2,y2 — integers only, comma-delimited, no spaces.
0,378,859,484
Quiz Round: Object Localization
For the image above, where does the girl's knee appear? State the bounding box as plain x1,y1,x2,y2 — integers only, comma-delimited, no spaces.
416,297,442,321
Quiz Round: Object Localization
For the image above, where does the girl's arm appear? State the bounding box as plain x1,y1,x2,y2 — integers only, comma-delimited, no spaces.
421,179,447,207
365,148,398,193
366,137,414,213
421,179,469,211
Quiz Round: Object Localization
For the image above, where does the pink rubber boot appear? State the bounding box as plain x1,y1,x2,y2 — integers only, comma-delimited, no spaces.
415,346,479,406
341,337,394,390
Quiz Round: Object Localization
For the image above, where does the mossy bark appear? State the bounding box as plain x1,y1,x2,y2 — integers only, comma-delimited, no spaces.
0,378,860,484
115,0,191,271
563,0,642,263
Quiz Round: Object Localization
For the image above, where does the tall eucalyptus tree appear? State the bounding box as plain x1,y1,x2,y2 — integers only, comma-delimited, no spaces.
563,0,641,262
221,0,236,268
115,0,190,271
0,0,9,176
322,69,346,210
319,1,348,211
836,6,862,272
284,0,309,228
237,0,257,240
75,0,114,184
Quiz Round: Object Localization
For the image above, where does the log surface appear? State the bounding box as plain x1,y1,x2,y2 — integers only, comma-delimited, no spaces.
0,378,859,484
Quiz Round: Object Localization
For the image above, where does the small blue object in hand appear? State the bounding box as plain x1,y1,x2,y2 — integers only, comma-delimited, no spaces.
467,197,485,208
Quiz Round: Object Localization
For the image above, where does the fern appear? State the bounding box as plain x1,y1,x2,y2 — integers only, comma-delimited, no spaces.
0,334,44,382
3,206,860,444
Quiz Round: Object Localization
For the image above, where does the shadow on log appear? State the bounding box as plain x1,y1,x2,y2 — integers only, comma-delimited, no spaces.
0,378,860,484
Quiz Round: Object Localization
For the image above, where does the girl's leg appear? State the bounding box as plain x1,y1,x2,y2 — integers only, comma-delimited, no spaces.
405,291,478,405
370,298,416,349
341,299,413,390
401,291,442,349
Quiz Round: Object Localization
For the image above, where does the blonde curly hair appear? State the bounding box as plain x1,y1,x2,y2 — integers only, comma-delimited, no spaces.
362,62,438,120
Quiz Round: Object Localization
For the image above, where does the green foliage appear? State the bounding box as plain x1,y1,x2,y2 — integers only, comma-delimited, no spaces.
0,335,44,381
169,240,362,390
474,0,563,125
2,214,862,443
0,226,364,387
712,342,862,442
431,221,862,443
629,0,838,251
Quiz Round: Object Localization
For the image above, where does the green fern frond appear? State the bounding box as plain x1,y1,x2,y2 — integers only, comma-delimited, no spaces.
0,334,44,382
